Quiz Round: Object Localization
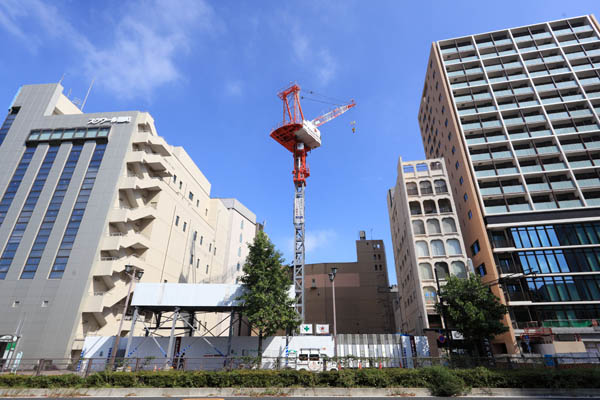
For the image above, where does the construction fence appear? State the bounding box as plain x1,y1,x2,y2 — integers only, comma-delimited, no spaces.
1,354,600,376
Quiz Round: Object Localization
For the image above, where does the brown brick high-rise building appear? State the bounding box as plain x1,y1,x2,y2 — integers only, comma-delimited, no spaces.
303,232,397,334
419,15,600,355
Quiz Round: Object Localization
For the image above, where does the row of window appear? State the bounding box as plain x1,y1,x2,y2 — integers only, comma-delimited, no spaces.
412,217,457,235
27,127,110,143
21,145,83,279
0,146,59,279
405,179,448,195
415,239,463,257
511,304,600,327
49,143,107,279
491,223,600,249
0,108,18,147
0,147,36,226
508,276,600,302
409,199,453,215
419,261,467,280
507,249,600,274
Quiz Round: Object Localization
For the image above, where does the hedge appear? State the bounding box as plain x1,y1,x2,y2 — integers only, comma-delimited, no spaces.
0,367,599,391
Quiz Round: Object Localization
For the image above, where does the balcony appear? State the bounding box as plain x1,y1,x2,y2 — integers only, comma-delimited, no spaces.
578,178,600,187
132,132,171,156
528,182,551,191
558,199,583,208
550,180,575,190
108,206,156,225
508,203,531,212
534,201,558,210
126,151,170,176
101,232,151,252
485,205,508,214
542,319,596,328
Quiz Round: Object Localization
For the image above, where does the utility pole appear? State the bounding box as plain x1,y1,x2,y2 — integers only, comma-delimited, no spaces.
328,267,338,359
108,265,144,369
434,268,452,352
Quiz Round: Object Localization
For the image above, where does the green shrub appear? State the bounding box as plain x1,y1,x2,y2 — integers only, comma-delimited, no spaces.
423,366,467,397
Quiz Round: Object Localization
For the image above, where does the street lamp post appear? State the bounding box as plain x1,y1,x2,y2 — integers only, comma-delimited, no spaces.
328,267,338,359
108,264,144,369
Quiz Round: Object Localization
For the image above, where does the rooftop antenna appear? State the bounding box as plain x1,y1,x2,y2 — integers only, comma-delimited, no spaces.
81,78,95,112
370,228,373,240
58,72,66,85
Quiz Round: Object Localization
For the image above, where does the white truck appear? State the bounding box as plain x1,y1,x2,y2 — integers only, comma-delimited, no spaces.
295,348,338,372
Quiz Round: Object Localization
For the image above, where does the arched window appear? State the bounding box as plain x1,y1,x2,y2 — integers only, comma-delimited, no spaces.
416,241,430,257
410,201,422,215
442,217,457,233
427,219,441,234
406,182,418,196
434,179,448,194
434,262,449,279
431,240,446,256
412,220,425,235
438,198,452,213
451,261,467,279
447,239,462,255
430,161,442,170
423,287,437,303
419,262,434,280
420,180,433,195
423,200,437,214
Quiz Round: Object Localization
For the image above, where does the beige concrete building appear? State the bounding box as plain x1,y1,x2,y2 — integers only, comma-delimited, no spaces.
387,158,470,335
304,233,396,334
0,83,257,361
419,15,600,354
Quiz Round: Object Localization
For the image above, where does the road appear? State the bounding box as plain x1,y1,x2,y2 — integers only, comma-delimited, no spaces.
2,397,598,400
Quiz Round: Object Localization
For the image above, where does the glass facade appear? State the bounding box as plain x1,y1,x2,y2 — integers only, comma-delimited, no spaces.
49,143,106,279
27,127,110,143
20,144,83,279
0,108,19,147
0,147,36,226
0,145,59,279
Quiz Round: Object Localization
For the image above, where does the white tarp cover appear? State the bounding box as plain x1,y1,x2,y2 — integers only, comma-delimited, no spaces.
130,283,244,309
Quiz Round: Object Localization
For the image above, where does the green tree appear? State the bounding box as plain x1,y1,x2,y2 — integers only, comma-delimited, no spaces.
238,231,300,358
435,275,508,354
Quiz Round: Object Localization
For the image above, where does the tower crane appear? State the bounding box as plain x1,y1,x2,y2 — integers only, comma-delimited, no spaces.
270,83,356,323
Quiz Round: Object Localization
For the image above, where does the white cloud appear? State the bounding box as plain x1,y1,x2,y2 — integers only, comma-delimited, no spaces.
286,229,337,254
225,80,243,97
0,0,220,100
289,24,337,86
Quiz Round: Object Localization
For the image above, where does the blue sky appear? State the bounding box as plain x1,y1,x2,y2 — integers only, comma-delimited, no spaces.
0,0,598,285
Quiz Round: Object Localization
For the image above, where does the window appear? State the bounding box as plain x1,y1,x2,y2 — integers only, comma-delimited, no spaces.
205,208,208,216
459,176,464,185
420,180,433,194
206,264,209,274
434,179,448,194
452,146,455,154
200,235,203,245
173,175,177,183
445,118,448,127
423,287,437,303
463,193,468,202
431,240,446,256
451,261,467,278
209,243,212,252
438,199,452,213
241,220,244,229
471,240,480,256
175,216,180,226
406,182,418,195
442,218,457,233
442,106,445,114
423,200,437,214
416,241,430,257
196,199,199,207
179,181,182,189
419,262,434,279
468,210,472,219
237,262,241,271
476,263,487,276
455,161,459,170
447,239,462,255
412,220,426,235
189,192,194,201
238,247,241,256
435,262,449,278
409,201,422,215
183,221,187,232
427,218,441,234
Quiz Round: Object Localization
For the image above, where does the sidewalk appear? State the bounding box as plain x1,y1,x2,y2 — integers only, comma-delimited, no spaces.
1,387,599,397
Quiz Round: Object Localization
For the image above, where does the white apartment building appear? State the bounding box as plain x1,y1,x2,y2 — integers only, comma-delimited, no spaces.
387,157,470,335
